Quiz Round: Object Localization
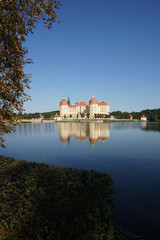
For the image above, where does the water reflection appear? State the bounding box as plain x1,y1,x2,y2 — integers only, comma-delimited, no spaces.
141,122,160,132
140,122,147,129
110,122,144,130
14,123,57,136
58,122,110,146
2,122,160,240
13,122,160,140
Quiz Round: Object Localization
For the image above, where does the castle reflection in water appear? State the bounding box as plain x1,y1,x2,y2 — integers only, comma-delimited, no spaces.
58,122,110,146
13,122,151,148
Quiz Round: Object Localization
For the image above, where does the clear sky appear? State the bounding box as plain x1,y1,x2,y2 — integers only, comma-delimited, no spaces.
24,0,160,113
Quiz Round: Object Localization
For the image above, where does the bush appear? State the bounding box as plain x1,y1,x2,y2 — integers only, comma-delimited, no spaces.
0,156,114,240
113,228,144,240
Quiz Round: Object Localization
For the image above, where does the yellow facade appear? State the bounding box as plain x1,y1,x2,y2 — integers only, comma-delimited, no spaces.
60,96,110,118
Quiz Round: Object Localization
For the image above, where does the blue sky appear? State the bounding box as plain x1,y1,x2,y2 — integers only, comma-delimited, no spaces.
24,0,160,113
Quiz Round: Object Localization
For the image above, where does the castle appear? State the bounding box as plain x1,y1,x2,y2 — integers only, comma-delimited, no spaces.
60,96,110,118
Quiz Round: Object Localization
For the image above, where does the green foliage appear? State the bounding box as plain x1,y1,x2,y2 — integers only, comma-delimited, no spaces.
141,122,160,132
94,114,111,119
17,110,60,119
140,108,160,122
111,111,130,119
21,121,32,123
41,110,60,119
0,155,114,240
103,119,138,123
0,0,61,147
111,109,160,122
113,228,144,240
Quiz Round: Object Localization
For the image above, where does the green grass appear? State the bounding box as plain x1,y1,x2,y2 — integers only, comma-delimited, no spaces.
0,155,114,240
103,119,145,123
21,121,32,124
0,155,144,240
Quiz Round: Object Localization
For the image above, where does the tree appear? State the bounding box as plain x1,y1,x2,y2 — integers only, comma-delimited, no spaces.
67,97,70,105
0,0,61,147
81,113,84,119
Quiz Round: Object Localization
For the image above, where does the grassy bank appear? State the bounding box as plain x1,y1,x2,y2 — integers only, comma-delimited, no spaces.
55,119,103,123
103,119,145,123
21,121,32,124
0,155,144,240
20,119,147,124
0,155,114,240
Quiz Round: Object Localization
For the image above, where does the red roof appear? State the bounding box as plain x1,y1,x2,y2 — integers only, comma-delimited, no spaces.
68,105,75,108
89,97,98,104
98,101,109,106
40,114,44,118
74,102,80,106
60,99,68,106
54,114,60,118
80,101,88,106
141,115,146,118
60,97,108,107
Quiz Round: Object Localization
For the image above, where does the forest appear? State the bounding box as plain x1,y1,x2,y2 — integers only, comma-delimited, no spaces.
16,110,60,119
16,108,160,122
111,108,160,122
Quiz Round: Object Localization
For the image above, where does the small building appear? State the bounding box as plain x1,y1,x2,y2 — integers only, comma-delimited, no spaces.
141,115,147,121
53,113,61,120
129,114,133,120
40,114,45,119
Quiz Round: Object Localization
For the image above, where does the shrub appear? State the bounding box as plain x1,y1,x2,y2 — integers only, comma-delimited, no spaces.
0,155,114,240
113,228,144,240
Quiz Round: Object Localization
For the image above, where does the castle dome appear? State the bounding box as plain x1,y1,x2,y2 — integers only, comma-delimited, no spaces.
80,101,88,106
89,97,98,104
98,98,109,106
98,101,109,106
60,97,68,106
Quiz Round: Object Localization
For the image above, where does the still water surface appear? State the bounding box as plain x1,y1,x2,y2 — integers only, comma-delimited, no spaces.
1,122,160,240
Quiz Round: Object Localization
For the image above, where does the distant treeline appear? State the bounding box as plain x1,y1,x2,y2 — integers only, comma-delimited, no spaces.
111,108,160,122
16,108,160,121
16,110,60,119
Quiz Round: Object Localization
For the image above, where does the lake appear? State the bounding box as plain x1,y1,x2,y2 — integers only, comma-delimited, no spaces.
1,122,160,240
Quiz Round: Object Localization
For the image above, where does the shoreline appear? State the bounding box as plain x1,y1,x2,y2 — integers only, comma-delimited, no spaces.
20,119,147,124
